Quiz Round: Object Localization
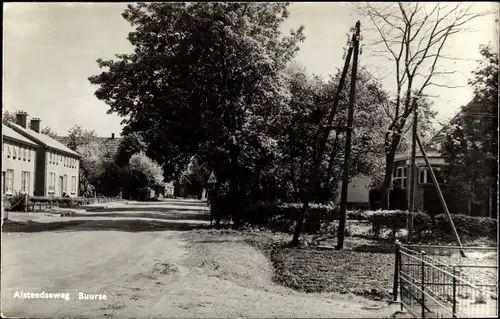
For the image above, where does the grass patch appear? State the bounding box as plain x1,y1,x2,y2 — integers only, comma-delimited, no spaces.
270,247,394,301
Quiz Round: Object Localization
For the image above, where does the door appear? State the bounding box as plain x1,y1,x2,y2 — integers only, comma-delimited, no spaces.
59,176,64,196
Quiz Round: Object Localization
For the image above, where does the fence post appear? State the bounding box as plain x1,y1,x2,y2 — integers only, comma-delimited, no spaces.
452,266,457,318
393,240,401,302
421,251,426,319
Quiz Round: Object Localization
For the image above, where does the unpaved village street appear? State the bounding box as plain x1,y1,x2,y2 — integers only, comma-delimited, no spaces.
1,199,397,318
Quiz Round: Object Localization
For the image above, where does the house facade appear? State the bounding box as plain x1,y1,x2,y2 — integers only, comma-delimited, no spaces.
6,112,81,197
2,124,39,196
390,149,447,213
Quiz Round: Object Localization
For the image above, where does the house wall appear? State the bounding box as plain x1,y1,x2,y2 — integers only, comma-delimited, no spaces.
392,156,445,213
2,139,37,196
44,149,80,197
337,174,371,205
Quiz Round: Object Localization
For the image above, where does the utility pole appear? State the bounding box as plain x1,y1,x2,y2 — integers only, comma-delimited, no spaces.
336,20,361,251
291,22,357,246
407,97,418,243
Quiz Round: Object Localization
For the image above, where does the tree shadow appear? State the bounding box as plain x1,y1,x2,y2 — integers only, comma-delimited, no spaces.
1,219,209,233
126,200,208,207
85,206,208,213
351,243,396,254
67,211,211,221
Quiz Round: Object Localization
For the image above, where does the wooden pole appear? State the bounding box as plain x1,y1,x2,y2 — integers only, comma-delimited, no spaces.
291,22,357,246
337,21,361,251
415,135,466,257
407,97,418,243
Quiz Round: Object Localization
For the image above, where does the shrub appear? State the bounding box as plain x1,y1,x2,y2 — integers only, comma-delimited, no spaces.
241,202,339,234
366,210,432,239
434,214,497,240
128,152,164,188
5,193,27,211
136,187,154,201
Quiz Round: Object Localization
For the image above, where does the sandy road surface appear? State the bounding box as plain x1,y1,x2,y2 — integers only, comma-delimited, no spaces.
1,200,397,318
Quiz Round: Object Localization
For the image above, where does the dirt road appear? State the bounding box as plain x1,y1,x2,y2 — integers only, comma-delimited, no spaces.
1,200,397,318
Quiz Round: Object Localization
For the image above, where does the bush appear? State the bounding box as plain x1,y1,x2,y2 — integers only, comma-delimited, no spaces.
241,202,339,234
366,210,432,239
5,193,27,211
434,214,497,240
136,187,154,201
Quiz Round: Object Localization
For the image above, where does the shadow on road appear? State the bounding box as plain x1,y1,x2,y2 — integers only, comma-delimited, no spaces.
126,200,208,207
2,219,208,233
86,206,208,213
68,212,210,221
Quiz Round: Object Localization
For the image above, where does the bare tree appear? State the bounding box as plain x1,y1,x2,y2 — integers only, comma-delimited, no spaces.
360,2,489,207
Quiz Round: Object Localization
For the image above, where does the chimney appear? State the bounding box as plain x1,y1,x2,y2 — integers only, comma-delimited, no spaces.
30,118,41,133
15,111,28,129
111,133,115,139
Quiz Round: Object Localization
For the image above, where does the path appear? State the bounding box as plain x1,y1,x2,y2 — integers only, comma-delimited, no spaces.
1,199,397,318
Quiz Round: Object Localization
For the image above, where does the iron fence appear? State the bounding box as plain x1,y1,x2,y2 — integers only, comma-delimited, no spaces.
393,243,498,318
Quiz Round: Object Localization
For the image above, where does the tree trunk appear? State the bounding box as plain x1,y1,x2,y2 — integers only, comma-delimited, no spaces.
379,148,398,209
229,145,241,225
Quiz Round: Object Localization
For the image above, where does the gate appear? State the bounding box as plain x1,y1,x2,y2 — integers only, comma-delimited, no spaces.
393,242,498,318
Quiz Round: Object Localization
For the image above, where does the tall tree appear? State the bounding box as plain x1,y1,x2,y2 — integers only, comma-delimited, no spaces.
66,125,112,196
2,110,17,124
115,132,148,167
441,44,498,218
67,125,98,151
41,127,58,139
279,66,393,204
361,2,487,207
88,3,305,222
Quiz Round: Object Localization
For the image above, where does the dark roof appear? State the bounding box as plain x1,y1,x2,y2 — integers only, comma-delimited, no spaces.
2,124,39,147
7,122,80,157
56,136,123,156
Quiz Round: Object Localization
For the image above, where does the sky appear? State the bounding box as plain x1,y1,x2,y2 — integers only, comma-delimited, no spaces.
3,2,498,138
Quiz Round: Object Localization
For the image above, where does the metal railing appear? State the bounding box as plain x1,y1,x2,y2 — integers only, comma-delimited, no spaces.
393,242,498,318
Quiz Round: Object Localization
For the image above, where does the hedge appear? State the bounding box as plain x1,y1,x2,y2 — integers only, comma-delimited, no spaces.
365,210,432,239
434,214,497,240
3,195,119,211
240,202,338,234
240,203,376,234
237,202,498,240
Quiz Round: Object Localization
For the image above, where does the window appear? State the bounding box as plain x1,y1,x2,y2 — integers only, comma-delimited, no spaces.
71,176,77,194
392,166,407,189
5,170,14,194
435,169,445,184
418,167,445,184
21,171,30,194
63,175,68,193
2,171,5,194
49,172,56,192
